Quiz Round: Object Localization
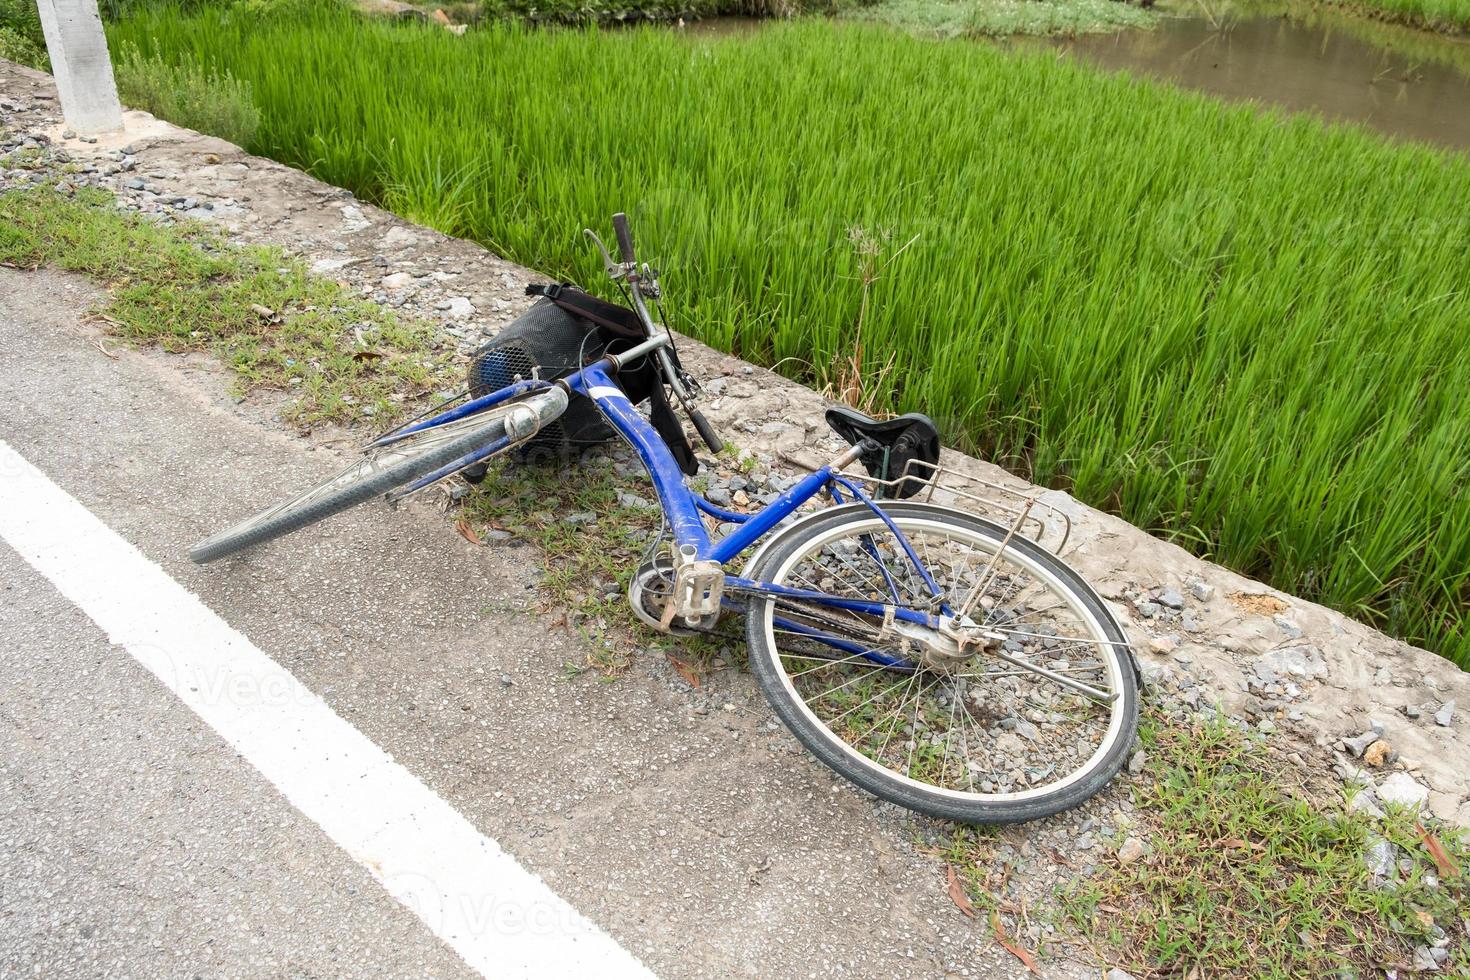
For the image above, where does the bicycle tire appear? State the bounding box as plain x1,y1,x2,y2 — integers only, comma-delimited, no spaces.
743,501,1138,825
190,408,520,563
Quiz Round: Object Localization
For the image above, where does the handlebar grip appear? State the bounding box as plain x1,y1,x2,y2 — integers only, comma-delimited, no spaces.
688,408,723,454
612,212,635,264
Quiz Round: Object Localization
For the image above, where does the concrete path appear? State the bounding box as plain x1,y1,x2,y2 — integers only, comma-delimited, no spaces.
0,268,1032,977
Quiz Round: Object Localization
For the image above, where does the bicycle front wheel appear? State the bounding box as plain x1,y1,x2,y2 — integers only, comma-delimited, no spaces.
743,501,1137,824
190,395,552,563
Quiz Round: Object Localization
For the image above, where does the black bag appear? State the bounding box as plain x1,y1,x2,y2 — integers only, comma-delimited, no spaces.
466,285,697,473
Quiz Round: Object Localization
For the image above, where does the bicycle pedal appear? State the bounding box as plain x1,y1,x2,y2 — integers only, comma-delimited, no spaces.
671,550,724,626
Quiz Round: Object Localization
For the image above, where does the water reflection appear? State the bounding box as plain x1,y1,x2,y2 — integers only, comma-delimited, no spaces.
1041,9,1470,152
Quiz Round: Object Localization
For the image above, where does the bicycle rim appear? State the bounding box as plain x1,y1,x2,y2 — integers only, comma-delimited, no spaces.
745,503,1135,818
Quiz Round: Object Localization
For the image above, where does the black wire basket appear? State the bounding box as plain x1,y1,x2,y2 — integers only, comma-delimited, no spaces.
466,298,615,464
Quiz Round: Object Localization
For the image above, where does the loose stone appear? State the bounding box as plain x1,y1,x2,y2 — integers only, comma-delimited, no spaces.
1116,837,1147,865
1363,837,1398,877
1362,740,1391,767
1187,579,1214,603
1434,700,1454,727
1378,772,1430,808
1342,729,1380,757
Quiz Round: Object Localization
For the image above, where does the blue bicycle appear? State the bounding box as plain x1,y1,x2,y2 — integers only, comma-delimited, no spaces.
191,214,1138,824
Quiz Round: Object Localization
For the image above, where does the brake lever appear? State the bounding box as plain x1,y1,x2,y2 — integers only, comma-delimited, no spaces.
641,263,661,299
583,228,623,279
678,368,702,399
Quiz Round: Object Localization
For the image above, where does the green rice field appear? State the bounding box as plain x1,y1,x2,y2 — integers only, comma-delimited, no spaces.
107,8,1470,665
1330,0,1470,33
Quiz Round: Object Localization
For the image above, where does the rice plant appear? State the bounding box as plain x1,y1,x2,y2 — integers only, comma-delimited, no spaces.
0,0,49,70
114,43,260,146
106,8,1470,664
1327,0,1470,33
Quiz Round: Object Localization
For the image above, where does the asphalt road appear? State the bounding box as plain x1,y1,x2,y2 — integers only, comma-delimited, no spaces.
0,267,1036,978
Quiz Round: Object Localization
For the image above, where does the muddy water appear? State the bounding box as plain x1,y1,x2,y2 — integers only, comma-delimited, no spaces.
1041,9,1470,153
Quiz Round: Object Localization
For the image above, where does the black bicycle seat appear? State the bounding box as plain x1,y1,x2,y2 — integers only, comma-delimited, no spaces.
825,407,941,499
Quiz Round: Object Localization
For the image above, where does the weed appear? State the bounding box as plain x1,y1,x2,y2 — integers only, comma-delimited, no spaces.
460,454,661,673
114,43,260,147
460,450,745,677
0,24,47,70
1057,710,1469,976
0,0,47,70
826,225,910,412
0,183,452,426
1326,0,1470,34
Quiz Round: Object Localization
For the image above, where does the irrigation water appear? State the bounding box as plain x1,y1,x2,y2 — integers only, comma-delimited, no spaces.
1040,7,1470,153
107,9,1470,666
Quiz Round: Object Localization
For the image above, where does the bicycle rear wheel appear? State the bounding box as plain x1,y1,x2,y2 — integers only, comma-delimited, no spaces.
743,501,1137,824
190,396,550,563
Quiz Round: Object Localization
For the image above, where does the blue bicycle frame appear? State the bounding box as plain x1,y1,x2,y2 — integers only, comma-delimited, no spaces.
395,338,954,663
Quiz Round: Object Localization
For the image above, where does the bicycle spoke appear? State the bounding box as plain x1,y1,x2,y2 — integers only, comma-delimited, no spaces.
781,649,904,677
870,669,925,758
981,626,1136,650
753,509,1133,804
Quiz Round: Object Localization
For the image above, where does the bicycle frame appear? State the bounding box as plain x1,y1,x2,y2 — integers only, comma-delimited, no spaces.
397,340,957,650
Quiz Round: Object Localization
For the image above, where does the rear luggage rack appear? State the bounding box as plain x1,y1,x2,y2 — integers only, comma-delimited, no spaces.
825,456,1073,556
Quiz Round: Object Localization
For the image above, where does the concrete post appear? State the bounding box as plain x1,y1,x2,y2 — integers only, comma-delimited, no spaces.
35,0,124,134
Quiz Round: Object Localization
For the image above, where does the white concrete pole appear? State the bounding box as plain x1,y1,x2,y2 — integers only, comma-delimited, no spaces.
35,0,124,134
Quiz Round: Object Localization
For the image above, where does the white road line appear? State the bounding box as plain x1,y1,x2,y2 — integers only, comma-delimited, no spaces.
0,439,654,980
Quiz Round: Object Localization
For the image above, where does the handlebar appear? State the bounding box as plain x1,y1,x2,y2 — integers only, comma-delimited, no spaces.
612,212,635,265
595,211,723,455
688,407,724,454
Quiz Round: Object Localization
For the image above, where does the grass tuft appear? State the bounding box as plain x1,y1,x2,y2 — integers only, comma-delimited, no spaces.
0,183,451,426
461,453,734,677
1060,710,1469,976
1325,0,1470,34
114,43,261,146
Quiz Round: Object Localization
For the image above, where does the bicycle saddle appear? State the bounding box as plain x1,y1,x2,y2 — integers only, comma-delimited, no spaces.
825,407,941,499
